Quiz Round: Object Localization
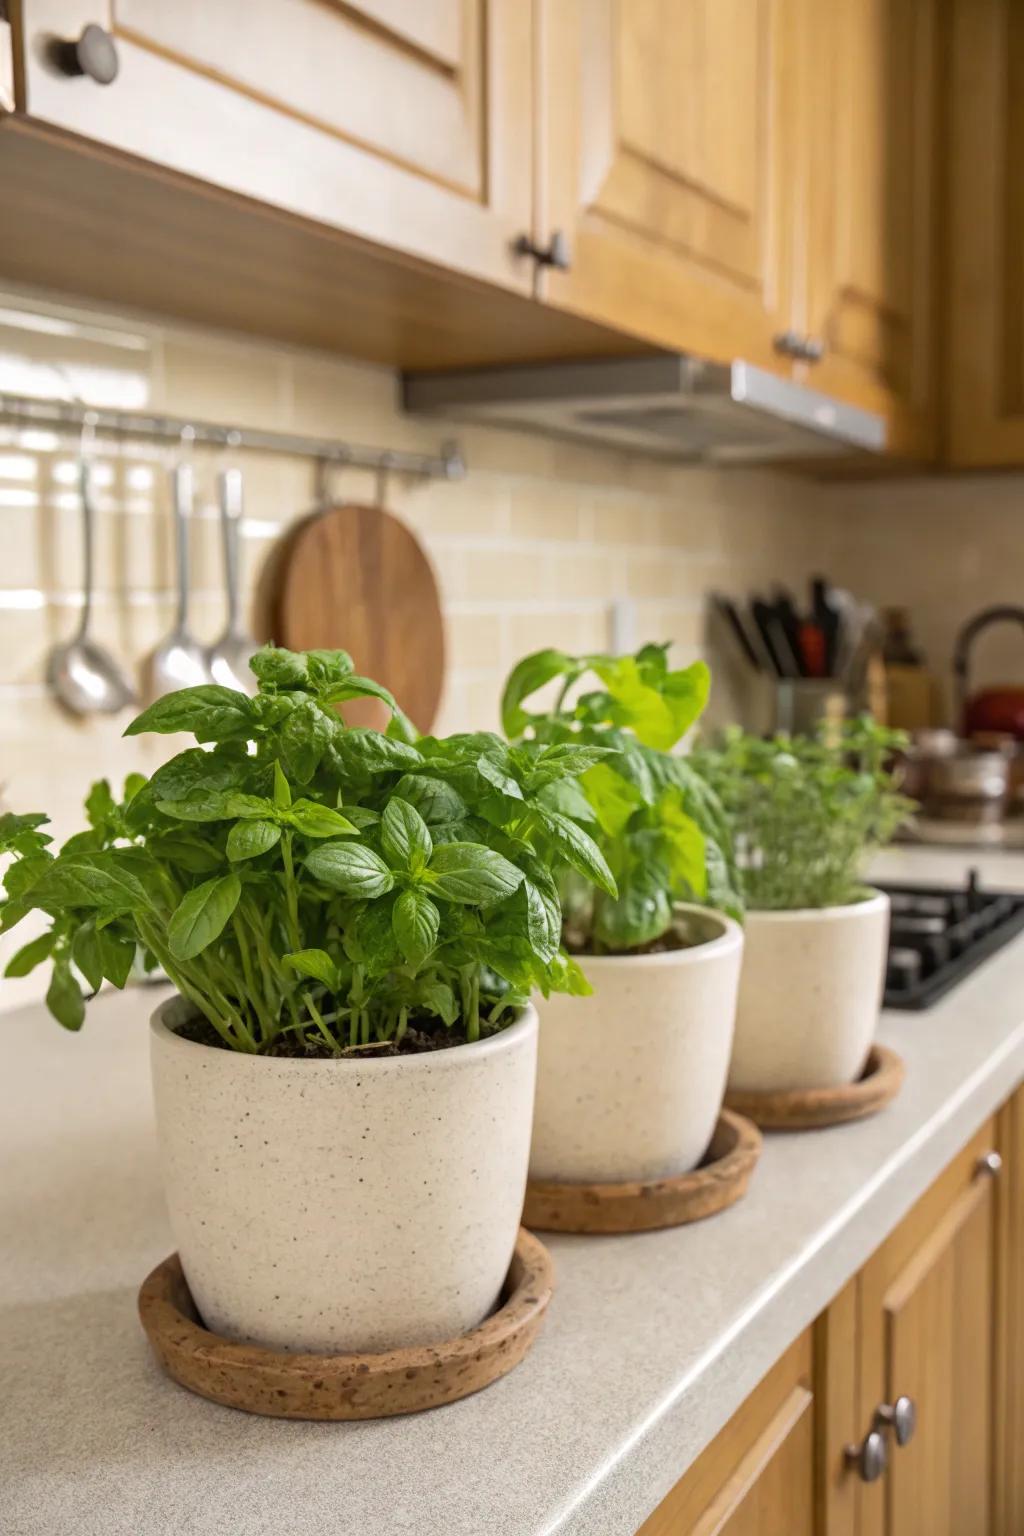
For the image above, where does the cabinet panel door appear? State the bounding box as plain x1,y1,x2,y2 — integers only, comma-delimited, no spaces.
637,1333,815,1536
802,0,938,456
18,0,533,292
536,0,798,370
858,1123,998,1536
948,0,1024,465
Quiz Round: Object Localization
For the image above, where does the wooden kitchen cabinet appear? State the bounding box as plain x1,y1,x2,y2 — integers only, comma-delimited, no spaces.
637,1332,816,1536
800,0,940,458
855,1121,999,1536
631,1091,1023,1535
533,0,800,378
12,0,535,295
946,0,1024,466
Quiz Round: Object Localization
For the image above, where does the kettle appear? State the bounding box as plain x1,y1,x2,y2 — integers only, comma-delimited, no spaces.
954,606,1024,738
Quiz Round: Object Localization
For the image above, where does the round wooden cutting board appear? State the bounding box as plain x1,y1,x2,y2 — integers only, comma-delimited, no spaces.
256,503,445,732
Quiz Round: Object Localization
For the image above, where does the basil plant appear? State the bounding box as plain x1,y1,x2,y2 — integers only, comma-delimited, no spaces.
1,647,616,1054
500,643,740,954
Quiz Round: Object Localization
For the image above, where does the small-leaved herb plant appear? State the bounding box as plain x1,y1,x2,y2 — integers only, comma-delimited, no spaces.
691,718,912,911
1,646,617,1054
500,643,740,954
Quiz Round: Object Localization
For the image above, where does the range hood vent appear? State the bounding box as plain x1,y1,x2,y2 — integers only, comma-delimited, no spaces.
402,355,886,466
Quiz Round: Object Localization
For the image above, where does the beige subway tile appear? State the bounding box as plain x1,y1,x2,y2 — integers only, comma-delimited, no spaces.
591,498,662,546
0,609,50,684
397,478,509,539
508,484,581,543
626,554,683,600
442,609,505,674
460,674,503,733
446,547,543,603
157,336,288,429
545,550,622,602
2,506,43,588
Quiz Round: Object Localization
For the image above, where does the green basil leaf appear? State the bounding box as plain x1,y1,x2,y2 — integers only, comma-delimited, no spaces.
3,851,53,900
273,760,292,810
123,772,147,804
249,646,310,689
33,852,152,914
305,649,354,688
47,959,85,1030
393,773,467,826
168,873,242,960
286,800,358,839
59,829,106,856
4,930,55,978
304,842,395,898
124,685,255,743
226,819,281,862
155,791,234,823
540,809,618,897
418,979,457,1026
477,753,524,800
84,778,116,829
324,673,401,712
283,948,340,990
97,928,135,989
500,648,574,738
381,797,433,872
521,878,561,962
428,843,524,906
526,743,615,788
281,700,333,784
328,730,421,778
581,761,644,838
536,777,597,824
544,949,593,998
71,921,104,991
594,883,671,949
0,812,50,852
392,886,440,967
148,834,224,873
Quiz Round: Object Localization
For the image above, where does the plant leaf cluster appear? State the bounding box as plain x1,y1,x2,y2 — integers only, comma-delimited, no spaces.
691,718,913,911
500,643,740,953
2,646,612,1052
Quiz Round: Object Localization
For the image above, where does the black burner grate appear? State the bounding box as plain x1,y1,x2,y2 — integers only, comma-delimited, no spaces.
879,871,1024,1010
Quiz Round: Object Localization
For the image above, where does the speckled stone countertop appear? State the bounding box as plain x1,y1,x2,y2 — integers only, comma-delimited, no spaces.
3,846,1024,1536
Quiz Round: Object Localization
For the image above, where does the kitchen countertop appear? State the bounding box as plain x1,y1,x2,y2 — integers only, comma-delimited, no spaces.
3,846,1024,1536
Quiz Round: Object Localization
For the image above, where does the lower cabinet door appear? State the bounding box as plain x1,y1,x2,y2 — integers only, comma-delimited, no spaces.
637,1333,815,1535
857,1122,998,1536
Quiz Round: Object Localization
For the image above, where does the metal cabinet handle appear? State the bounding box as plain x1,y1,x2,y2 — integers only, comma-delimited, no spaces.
845,1429,888,1483
514,231,571,271
976,1150,1003,1179
772,330,826,363
49,23,119,84
875,1395,917,1447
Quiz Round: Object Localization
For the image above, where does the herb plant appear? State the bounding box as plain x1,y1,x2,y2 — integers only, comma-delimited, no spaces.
500,643,740,954
1,647,616,1053
691,718,912,911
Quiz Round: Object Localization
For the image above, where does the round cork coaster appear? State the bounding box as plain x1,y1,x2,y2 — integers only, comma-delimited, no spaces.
138,1227,554,1420
725,1044,905,1131
521,1109,762,1235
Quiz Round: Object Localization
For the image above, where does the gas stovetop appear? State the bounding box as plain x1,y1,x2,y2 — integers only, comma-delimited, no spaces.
879,871,1024,1010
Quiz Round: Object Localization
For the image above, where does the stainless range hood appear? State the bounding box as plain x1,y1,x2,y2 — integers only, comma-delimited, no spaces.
402,355,886,465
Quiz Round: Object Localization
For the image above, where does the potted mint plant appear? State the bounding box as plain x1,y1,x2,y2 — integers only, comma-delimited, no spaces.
500,643,744,1185
693,721,910,1093
1,646,611,1355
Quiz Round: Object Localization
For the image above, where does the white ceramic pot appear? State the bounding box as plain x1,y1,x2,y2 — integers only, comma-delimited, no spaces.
727,890,891,1093
150,996,538,1354
529,906,744,1183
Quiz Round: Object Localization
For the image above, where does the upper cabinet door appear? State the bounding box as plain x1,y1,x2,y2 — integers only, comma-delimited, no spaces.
947,0,1024,466
801,0,939,456
17,0,533,292
534,0,798,372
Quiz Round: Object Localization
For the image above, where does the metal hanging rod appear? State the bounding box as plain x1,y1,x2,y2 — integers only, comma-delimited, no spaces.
0,392,466,480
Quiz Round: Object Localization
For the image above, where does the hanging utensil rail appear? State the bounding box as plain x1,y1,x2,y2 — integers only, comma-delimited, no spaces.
0,392,465,480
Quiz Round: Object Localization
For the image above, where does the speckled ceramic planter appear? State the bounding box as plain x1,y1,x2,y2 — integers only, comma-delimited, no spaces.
529,906,744,1183
727,890,891,1094
150,995,538,1354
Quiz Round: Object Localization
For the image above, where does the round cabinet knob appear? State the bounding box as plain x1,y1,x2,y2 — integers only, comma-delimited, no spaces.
876,1395,917,1447
799,335,827,363
976,1150,1003,1179
773,329,804,358
845,1428,888,1483
514,231,571,271
49,24,120,85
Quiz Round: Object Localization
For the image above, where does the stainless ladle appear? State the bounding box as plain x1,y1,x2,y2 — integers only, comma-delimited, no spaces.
46,448,136,717
206,466,258,694
146,460,211,699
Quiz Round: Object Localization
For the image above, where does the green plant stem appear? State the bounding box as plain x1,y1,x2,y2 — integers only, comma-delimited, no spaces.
280,830,301,952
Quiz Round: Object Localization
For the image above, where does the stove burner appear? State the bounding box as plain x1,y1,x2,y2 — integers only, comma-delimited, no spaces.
879,870,1024,1009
